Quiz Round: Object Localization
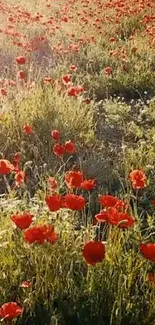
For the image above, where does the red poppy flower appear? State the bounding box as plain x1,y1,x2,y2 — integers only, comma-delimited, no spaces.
65,170,83,189
107,208,135,228
140,243,155,262
0,88,7,96
65,194,86,210
83,98,91,104
83,241,105,265
14,171,26,186
41,225,59,244
95,210,108,222
151,200,155,207
99,195,118,208
24,225,45,244
53,143,65,156
24,224,58,245
16,56,26,64
75,85,85,94
81,179,96,190
109,37,116,42
10,212,33,230
48,177,58,190
44,77,53,83
20,281,32,288
129,170,147,189
64,140,76,153
147,272,155,283
104,66,112,75
13,152,21,172
62,74,71,85
23,125,33,134
0,302,23,320
70,65,77,71
67,86,77,96
0,159,14,175
17,70,26,80
51,129,60,142
46,194,62,211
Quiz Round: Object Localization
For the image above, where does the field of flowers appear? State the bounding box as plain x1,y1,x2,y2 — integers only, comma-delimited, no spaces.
0,0,155,324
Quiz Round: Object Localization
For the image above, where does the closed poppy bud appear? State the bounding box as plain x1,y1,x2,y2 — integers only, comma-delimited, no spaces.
16,56,26,64
51,129,60,141
64,140,76,153
45,194,62,211
83,241,105,265
53,143,65,156
0,302,24,320
10,212,33,230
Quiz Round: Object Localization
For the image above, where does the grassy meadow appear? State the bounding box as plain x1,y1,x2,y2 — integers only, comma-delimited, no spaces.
0,0,155,324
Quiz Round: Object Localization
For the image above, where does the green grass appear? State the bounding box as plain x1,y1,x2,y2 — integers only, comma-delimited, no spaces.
0,0,155,323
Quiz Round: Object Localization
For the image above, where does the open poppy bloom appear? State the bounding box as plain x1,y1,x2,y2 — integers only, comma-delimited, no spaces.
99,195,118,208
95,210,108,222
65,170,83,189
0,159,14,175
64,140,76,153
23,125,33,134
83,241,105,265
20,281,32,288
106,208,135,228
80,179,96,191
16,56,26,64
62,74,71,85
46,194,62,211
53,143,65,156
129,170,147,189
24,224,58,245
10,212,33,230
0,302,23,320
104,66,112,75
17,70,26,80
140,243,155,262
48,177,58,190
65,194,85,210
